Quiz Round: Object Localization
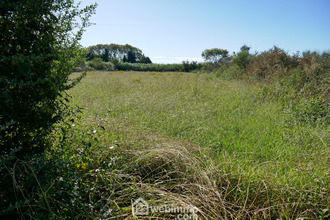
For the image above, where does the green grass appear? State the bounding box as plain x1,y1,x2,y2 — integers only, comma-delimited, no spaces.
65,71,329,218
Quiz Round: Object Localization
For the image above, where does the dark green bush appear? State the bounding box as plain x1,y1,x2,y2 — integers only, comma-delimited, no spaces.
0,0,96,158
114,62,201,72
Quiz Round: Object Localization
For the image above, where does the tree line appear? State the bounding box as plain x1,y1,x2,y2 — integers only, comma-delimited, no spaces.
86,43,152,64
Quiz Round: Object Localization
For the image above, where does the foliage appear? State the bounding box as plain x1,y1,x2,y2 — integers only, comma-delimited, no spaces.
0,109,122,218
114,61,202,72
86,43,152,63
209,46,329,126
140,55,152,64
246,46,299,79
232,45,253,71
87,58,113,71
0,0,97,158
102,48,110,62
126,51,136,63
201,48,230,63
213,63,243,79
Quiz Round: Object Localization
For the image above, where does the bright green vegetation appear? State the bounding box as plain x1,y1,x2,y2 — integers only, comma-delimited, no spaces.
1,69,328,219
3,1,328,219
65,71,329,219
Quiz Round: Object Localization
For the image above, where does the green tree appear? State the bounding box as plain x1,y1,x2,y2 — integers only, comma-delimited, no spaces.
86,51,95,61
0,0,97,157
202,48,229,63
240,45,251,52
127,50,137,63
86,43,146,62
233,45,252,71
140,55,152,64
102,48,110,62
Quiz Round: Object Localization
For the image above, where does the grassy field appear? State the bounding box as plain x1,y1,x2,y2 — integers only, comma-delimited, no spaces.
66,70,329,219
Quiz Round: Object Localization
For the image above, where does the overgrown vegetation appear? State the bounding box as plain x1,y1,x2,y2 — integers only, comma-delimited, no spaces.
0,0,96,158
210,46,329,106
1,1,329,218
1,68,329,218
0,0,96,218
11,70,323,219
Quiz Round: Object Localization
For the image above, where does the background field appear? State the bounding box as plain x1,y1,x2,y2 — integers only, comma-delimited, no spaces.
66,71,329,218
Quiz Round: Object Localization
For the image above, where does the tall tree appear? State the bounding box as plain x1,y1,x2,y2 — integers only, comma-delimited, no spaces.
202,48,229,63
233,45,253,70
127,50,136,63
86,44,146,62
123,55,128,62
140,56,152,64
102,48,110,62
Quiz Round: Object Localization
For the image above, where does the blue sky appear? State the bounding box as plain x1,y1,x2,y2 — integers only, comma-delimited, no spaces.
79,0,330,63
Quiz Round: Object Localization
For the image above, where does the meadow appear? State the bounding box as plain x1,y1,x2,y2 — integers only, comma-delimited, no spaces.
3,2,328,219
63,70,329,219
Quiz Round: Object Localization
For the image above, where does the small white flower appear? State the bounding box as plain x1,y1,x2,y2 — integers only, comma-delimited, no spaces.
105,209,112,216
59,177,64,181
72,124,75,127
109,146,114,150
95,169,100,172
92,130,97,134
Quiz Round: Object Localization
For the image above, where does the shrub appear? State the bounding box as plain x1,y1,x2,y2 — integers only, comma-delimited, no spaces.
182,61,200,72
246,46,299,79
232,45,253,71
114,62,201,72
0,1,96,158
0,110,119,218
88,58,106,70
213,63,243,80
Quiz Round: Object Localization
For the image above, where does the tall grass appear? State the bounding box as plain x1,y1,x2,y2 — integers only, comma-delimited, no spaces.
68,71,329,219
1,70,328,219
